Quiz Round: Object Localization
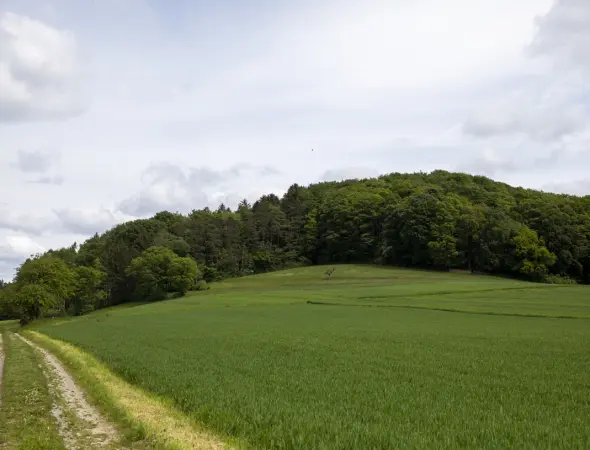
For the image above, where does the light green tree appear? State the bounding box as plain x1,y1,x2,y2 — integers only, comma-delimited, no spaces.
15,254,76,315
125,246,199,300
15,284,56,324
512,227,557,281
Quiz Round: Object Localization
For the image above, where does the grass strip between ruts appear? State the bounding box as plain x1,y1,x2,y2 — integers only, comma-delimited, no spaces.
0,332,66,450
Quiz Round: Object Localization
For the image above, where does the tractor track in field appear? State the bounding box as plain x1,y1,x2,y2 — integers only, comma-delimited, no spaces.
16,333,120,449
306,300,587,319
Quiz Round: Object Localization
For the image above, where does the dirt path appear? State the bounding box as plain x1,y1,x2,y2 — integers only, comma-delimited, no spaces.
16,334,120,449
0,334,4,407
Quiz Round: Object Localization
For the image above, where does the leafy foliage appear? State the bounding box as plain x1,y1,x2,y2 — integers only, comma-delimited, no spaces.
15,254,76,309
0,282,18,320
4,170,590,322
71,266,108,315
194,279,210,291
14,283,56,324
125,246,199,300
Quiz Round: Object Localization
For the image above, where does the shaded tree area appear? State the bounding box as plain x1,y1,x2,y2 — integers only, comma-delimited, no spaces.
1,170,588,323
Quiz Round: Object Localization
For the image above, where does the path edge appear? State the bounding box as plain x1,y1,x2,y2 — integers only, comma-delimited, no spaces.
22,330,235,450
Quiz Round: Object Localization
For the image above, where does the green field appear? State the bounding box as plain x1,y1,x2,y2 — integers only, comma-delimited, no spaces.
33,266,590,449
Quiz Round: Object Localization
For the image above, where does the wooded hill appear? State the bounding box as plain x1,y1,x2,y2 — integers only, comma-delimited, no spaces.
1,170,589,322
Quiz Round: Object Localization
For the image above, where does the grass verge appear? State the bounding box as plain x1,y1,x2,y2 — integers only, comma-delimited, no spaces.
23,330,234,450
0,332,65,450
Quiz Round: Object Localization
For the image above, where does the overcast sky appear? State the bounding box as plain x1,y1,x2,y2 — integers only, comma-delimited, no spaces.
1,0,589,280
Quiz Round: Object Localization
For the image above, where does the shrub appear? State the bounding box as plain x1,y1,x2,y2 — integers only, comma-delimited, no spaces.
126,246,199,300
15,284,56,325
194,280,210,291
544,274,577,285
202,266,220,282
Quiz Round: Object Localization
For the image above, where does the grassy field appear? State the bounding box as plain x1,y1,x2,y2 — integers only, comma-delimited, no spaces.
33,265,590,449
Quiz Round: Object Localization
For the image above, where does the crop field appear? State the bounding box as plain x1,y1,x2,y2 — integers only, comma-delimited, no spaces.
33,266,590,449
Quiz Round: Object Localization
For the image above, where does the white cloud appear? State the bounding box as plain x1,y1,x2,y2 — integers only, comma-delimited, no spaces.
0,234,45,280
118,162,286,217
463,82,588,141
457,149,519,177
458,136,590,178
0,0,589,277
0,205,57,235
53,207,128,236
0,204,123,237
28,174,64,185
232,0,549,95
12,149,60,173
321,167,380,182
0,11,85,122
527,0,590,73
459,0,590,177
0,235,44,260
543,179,590,196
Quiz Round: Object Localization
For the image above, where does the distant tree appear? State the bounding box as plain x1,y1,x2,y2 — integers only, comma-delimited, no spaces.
152,229,191,257
382,190,460,268
6,169,589,317
0,283,18,320
15,254,76,315
46,243,78,267
76,233,104,267
511,227,557,281
324,267,336,280
15,283,56,325
125,246,199,300
168,256,199,295
194,279,210,291
99,218,165,303
70,266,108,315
201,265,220,282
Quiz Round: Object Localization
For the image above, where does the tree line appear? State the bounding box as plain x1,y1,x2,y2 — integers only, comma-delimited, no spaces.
1,170,589,323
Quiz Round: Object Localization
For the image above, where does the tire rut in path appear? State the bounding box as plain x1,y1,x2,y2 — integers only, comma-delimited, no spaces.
16,333,120,449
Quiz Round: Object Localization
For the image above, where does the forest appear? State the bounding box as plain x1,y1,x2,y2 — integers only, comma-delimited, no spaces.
1,170,589,323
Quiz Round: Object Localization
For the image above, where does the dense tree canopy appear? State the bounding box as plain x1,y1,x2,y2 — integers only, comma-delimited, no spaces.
1,170,588,323
125,246,200,300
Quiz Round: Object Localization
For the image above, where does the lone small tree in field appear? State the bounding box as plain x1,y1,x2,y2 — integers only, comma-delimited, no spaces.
324,267,336,280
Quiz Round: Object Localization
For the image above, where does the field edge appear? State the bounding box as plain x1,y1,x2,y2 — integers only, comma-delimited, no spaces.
23,330,238,450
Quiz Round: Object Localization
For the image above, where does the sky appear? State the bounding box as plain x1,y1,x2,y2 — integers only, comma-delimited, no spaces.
0,0,589,280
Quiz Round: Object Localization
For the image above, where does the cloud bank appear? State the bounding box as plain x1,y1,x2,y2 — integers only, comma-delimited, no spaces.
0,0,589,280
